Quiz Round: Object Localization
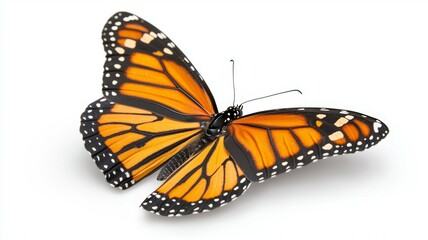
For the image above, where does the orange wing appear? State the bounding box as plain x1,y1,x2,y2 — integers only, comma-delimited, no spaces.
80,12,220,189
80,98,203,189
101,12,217,120
141,136,251,216
225,108,389,182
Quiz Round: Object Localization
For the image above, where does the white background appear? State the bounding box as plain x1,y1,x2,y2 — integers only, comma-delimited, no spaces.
1,0,427,239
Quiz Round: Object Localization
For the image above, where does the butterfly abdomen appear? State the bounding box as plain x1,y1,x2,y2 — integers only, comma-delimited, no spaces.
157,139,209,181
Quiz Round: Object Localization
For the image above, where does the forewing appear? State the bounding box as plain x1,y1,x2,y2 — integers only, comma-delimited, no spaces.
225,108,389,182
80,98,203,189
141,136,251,216
101,12,217,121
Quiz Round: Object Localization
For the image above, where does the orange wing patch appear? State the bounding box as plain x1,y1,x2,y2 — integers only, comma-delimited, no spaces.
130,52,163,71
99,113,157,125
110,103,150,114
342,123,360,142
270,130,300,159
141,137,251,216
105,132,146,153
125,67,174,86
98,124,132,137
230,124,276,170
293,127,322,147
124,23,148,32
162,60,216,114
118,29,143,40
353,119,371,137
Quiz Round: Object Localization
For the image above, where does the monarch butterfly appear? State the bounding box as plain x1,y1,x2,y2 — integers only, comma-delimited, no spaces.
80,12,389,217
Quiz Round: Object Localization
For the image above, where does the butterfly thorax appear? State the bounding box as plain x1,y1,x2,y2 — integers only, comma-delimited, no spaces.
157,106,243,181
205,106,243,140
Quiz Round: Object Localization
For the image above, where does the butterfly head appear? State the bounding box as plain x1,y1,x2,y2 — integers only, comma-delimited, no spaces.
226,105,243,119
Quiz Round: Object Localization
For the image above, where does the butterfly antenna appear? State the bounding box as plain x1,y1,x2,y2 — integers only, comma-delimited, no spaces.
230,59,236,106
240,89,302,106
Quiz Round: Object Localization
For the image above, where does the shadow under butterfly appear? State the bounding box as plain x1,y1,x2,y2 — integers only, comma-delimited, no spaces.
80,12,389,217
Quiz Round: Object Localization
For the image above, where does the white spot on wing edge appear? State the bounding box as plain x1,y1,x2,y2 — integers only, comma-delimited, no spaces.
124,39,136,48
373,122,382,133
329,131,344,141
345,115,354,120
163,48,173,55
157,32,167,39
334,117,349,127
123,15,138,22
317,114,326,119
115,47,125,54
322,143,333,150
149,31,157,38
167,42,175,48
140,33,154,44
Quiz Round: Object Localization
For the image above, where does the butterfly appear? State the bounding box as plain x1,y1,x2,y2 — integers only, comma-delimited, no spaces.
80,12,389,217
